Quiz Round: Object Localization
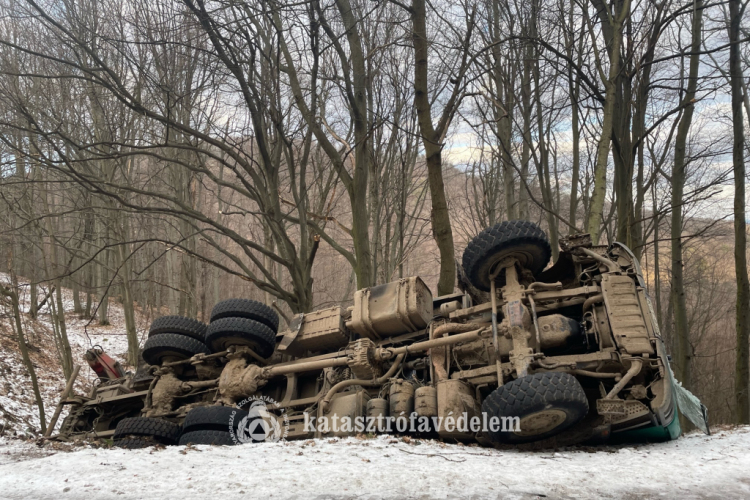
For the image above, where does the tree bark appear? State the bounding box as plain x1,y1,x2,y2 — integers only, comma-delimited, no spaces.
729,0,750,424
670,0,703,390
1,279,46,434
586,0,630,243
412,0,457,295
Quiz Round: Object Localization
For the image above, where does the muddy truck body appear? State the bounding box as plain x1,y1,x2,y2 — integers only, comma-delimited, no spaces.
57,221,685,447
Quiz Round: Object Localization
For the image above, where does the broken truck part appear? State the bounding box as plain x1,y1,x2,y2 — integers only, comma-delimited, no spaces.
53,219,709,448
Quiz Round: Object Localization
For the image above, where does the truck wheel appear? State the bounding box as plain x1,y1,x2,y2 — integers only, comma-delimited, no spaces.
205,317,276,358
462,220,551,292
179,429,236,446
113,417,182,444
482,372,588,444
142,333,209,366
183,406,249,433
149,316,208,342
210,298,279,332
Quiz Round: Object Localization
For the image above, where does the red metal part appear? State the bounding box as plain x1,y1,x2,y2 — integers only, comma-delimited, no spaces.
84,347,126,380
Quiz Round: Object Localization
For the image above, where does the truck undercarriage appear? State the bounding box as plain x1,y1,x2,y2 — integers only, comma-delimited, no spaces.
56,220,699,448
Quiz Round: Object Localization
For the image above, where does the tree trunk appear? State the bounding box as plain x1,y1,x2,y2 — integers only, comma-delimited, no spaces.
116,212,140,367
1,279,46,434
519,39,532,222
97,218,110,325
670,0,703,389
72,264,82,314
39,163,74,380
652,184,663,332
412,0,456,296
729,0,750,424
568,70,581,233
586,0,630,243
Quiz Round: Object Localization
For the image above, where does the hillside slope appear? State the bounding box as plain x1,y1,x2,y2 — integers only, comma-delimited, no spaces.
0,275,147,437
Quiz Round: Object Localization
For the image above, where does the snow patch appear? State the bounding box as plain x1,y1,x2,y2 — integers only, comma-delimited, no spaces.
0,429,749,499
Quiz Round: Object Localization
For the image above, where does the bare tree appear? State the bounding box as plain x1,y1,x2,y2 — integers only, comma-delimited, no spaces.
728,0,750,423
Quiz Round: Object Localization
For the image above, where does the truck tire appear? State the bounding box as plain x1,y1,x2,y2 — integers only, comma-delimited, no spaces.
205,317,276,358
462,220,551,292
183,406,249,433
148,316,207,342
142,333,209,366
179,429,236,446
210,299,279,332
482,372,588,444
113,417,182,444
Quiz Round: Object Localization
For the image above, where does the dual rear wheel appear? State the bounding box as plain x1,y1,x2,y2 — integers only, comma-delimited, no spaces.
142,299,280,366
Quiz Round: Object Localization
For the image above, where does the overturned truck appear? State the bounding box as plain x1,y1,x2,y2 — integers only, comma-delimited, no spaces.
57,220,702,448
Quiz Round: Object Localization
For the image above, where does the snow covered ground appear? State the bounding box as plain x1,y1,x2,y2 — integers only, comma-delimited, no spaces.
0,428,748,499
0,274,145,437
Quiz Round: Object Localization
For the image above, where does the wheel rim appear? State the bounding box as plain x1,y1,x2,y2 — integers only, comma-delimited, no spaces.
488,249,537,277
514,409,567,436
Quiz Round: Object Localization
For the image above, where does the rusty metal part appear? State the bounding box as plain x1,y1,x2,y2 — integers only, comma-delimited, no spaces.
263,356,350,377
430,322,483,382
583,293,604,311
239,346,268,366
515,409,568,437
630,384,648,399
438,300,461,317
490,276,503,384
605,359,643,399
84,347,126,380
277,313,304,352
534,363,622,379
320,353,405,413
366,398,389,419
377,327,486,360
526,285,600,303
501,263,534,378
347,338,381,380
581,247,619,273
415,386,438,417
44,365,81,438
143,370,161,412
347,276,433,340
570,369,621,379
528,294,541,347
180,378,219,391
279,307,349,356
436,379,481,440
389,378,415,418
161,350,229,368
528,282,563,292
218,358,267,404
147,371,183,416
601,275,655,355
597,398,650,424
559,233,593,254
536,315,580,349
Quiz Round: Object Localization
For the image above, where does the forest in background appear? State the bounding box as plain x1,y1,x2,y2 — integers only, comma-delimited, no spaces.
0,0,748,429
